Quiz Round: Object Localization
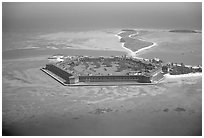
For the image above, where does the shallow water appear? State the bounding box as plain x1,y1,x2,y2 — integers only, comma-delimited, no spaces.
2,48,126,60
137,32,202,66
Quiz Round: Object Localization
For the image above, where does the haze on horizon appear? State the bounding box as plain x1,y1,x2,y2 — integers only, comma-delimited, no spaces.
3,2,202,32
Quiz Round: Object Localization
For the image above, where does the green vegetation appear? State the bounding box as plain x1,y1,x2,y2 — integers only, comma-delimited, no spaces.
120,38,125,43
102,60,112,67
54,55,161,76
93,61,101,68
83,62,89,69
168,63,202,75
169,30,199,33
54,55,202,77
116,61,128,72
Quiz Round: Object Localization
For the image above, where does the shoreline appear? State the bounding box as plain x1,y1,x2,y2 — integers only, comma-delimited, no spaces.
134,42,157,55
114,34,135,56
116,30,158,57
164,72,202,79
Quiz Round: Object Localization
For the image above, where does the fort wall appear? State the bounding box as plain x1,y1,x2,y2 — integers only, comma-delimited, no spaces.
45,64,154,84
79,75,151,83
45,64,74,84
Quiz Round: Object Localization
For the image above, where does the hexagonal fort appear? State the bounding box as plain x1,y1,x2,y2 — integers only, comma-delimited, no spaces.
42,55,164,85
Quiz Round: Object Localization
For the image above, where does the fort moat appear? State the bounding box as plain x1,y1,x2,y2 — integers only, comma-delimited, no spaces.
42,55,202,86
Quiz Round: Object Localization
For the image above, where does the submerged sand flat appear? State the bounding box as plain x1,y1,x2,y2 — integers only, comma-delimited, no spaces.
3,29,126,52
134,30,202,65
2,56,202,136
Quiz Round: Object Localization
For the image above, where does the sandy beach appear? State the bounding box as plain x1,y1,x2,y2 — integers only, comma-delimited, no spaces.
117,30,154,55
116,30,160,59
114,34,135,56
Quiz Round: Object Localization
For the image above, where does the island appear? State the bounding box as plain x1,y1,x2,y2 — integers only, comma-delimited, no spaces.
169,29,201,33
41,55,202,86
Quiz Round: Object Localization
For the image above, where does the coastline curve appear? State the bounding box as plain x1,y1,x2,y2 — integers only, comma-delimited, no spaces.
116,30,158,58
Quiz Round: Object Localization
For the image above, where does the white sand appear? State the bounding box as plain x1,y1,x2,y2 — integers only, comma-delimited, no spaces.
116,31,158,57
114,34,135,56
164,73,202,79
134,42,157,55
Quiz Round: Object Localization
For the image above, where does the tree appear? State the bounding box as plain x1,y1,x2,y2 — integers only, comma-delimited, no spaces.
181,63,185,67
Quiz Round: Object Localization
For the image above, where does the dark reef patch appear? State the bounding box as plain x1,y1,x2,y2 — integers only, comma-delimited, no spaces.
169,30,201,33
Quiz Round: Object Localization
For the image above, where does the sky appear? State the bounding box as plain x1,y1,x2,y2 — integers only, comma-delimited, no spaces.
2,2,202,32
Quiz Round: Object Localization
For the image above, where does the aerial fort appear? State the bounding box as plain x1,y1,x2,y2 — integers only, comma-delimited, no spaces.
41,55,202,86
41,55,160,85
